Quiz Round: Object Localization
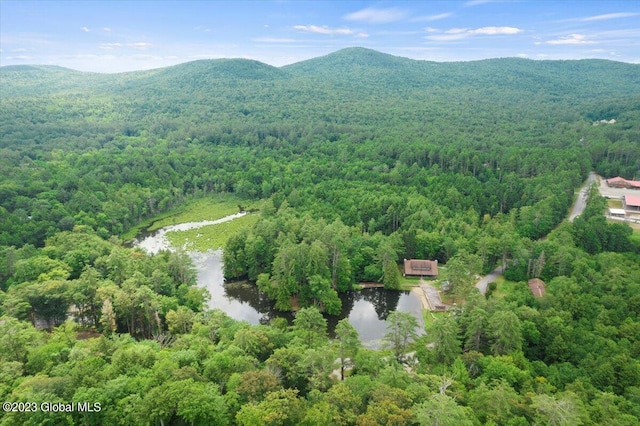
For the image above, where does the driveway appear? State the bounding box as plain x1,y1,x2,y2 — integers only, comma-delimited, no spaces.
475,266,504,295
568,172,597,222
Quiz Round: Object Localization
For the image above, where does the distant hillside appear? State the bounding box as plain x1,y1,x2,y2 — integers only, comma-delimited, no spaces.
1,47,639,147
284,47,640,101
3,47,638,98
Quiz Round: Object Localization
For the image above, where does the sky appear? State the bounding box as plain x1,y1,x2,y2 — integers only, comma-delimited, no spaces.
1,0,639,73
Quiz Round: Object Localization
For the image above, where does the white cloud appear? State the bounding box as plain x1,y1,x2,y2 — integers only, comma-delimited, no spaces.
252,37,296,43
81,27,89,33
103,27,111,32
130,42,153,50
412,13,453,22
579,12,640,22
100,43,122,50
293,25,354,36
426,26,522,41
544,34,594,45
99,42,152,50
469,26,521,35
343,7,407,23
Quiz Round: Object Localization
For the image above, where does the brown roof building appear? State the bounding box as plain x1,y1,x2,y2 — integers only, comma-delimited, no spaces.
527,278,546,297
607,176,640,189
403,259,438,277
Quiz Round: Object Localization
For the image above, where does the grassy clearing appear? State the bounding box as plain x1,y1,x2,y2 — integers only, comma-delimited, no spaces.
488,276,523,299
123,194,261,240
399,275,421,291
149,196,262,231
166,213,260,251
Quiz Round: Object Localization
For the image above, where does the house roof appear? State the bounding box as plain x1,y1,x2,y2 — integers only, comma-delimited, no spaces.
527,278,546,297
607,177,627,184
609,208,626,215
607,176,640,188
404,259,438,276
625,195,640,207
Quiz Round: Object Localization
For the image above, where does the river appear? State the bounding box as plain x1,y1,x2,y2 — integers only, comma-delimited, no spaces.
133,215,424,347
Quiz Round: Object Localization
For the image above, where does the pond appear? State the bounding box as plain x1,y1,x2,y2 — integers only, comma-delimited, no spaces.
133,215,424,347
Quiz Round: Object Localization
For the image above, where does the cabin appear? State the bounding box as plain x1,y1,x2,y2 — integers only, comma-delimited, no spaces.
527,278,546,297
403,259,438,277
606,177,640,190
623,195,640,213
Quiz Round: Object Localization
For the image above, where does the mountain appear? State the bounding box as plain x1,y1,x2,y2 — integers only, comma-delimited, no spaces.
284,48,640,101
1,48,639,148
2,48,639,102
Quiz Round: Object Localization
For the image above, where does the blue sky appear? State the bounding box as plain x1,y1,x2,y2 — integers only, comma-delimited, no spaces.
1,1,639,73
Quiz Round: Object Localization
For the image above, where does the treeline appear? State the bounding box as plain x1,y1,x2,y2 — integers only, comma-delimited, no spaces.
0,228,206,338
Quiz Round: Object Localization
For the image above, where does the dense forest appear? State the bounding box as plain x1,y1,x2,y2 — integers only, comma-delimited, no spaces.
1,48,640,425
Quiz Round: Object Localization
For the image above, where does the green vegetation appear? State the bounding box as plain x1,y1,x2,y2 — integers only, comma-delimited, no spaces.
166,213,260,251
149,196,259,232
484,276,523,300
122,195,256,241
607,198,624,209
1,48,640,424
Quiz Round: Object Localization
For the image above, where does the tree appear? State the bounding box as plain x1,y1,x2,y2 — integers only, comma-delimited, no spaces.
468,380,524,425
488,310,523,355
166,306,195,334
293,306,327,348
445,251,482,302
462,306,488,353
321,219,353,292
430,314,461,365
235,389,305,426
334,319,361,380
298,346,337,392
413,394,475,426
100,299,117,335
530,392,588,426
379,240,401,290
142,379,230,426
383,310,419,362
228,370,280,405
22,279,70,327
0,316,42,363
70,266,103,327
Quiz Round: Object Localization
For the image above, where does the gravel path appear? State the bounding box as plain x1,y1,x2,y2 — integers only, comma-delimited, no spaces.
411,279,447,310
569,172,597,222
475,266,504,295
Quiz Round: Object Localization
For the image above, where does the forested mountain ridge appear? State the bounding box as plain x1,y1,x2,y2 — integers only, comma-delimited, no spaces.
284,47,640,98
3,47,639,115
1,48,640,425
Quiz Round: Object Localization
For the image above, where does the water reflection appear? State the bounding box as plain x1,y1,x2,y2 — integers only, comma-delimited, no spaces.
195,250,423,346
134,218,424,346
